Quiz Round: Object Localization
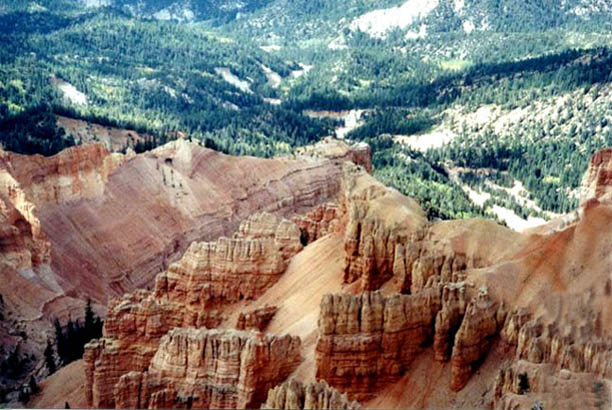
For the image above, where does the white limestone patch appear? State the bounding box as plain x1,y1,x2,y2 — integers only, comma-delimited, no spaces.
350,0,439,39
215,67,252,94
405,24,428,39
304,109,367,139
52,77,88,106
260,45,282,53
328,36,348,50
394,127,456,151
259,64,282,89
491,205,547,232
291,63,313,79
80,0,110,7
264,98,282,105
462,20,475,33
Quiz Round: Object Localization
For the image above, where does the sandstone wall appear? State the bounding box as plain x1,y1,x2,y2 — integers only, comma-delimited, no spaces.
292,203,339,245
316,278,514,398
581,147,612,203
264,379,361,409
113,328,301,409
84,212,303,408
236,305,278,331
315,279,443,399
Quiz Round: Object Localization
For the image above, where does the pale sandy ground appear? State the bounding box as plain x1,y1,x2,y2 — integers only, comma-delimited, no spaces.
304,109,366,139
29,234,347,409
259,63,282,89
350,0,439,39
226,234,347,382
214,67,252,94
394,127,457,151
53,80,87,106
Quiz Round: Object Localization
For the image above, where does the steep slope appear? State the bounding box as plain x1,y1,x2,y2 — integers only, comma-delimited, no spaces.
0,137,367,405
0,139,360,306
34,147,612,409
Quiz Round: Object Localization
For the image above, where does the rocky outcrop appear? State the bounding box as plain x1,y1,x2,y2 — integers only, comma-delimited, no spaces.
509,318,612,378
339,164,508,294
113,328,301,409
434,282,468,362
581,148,612,203
314,274,519,399
296,138,373,174
153,212,302,308
84,212,303,408
236,306,278,331
0,139,351,306
340,163,428,291
292,203,339,245
493,360,610,410
0,193,48,269
264,379,361,409
0,143,123,206
450,288,506,391
315,278,443,399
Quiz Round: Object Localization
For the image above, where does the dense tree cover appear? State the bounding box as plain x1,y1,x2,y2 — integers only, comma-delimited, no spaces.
0,105,75,155
0,9,334,156
347,110,435,140
346,133,490,221
341,47,612,215
1,0,612,217
53,299,103,366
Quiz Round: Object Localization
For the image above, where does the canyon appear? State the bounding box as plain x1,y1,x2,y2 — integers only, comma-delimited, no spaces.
2,138,610,408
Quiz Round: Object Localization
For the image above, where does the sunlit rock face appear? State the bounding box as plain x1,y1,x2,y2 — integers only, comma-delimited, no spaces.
113,328,302,409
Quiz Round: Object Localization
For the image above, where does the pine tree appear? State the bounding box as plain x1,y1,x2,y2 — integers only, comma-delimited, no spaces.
28,375,38,394
54,318,66,365
84,298,95,337
44,339,56,374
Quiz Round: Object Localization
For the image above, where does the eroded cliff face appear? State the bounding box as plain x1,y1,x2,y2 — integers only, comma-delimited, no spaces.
113,328,301,409
84,212,304,408
315,279,510,399
236,305,278,331
493,360,609,410
296,138,373,174
292,203,339,245
0,139,352,307
264,379,361,410
450,289,505,391
316,158,612,407
339,163,428,291
581,147,612,203
316,285,441,399
154,212,302,308
339,163,522,294
45,144,612,409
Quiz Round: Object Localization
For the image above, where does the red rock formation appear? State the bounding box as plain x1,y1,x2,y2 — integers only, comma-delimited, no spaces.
339,164,517,294
581,147,612,203
315,278,443,399
0,139,350,306
493,360,609,410
84,212,303,408
434,282,468,362
264,379,361,409
236,305,278,331
153,212,302,308
113,328,301,409
292,203,339,245
296,138,373,174
340,163,428,291
450,288,505,391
